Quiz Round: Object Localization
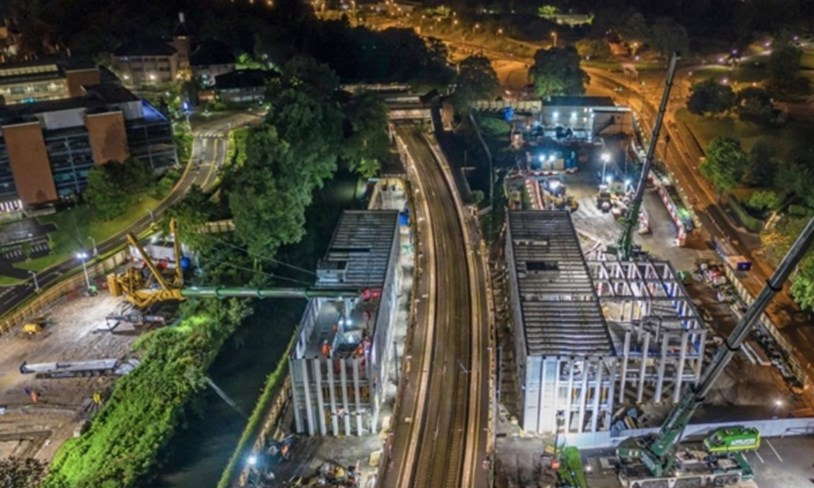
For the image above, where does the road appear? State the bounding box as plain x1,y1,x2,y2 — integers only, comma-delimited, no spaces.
0,112,261,318
381,123,489,488
583,66,814,404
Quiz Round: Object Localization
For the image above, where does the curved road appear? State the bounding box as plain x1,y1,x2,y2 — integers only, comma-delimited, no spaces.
0,112,261,319
382,123,489,488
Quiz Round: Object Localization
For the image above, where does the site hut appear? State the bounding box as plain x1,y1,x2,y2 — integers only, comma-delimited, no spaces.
505,211,707,438
289,210,402,436
539,96,633,142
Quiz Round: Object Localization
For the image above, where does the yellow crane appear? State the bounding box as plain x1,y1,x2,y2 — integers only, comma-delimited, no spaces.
107,218,357,310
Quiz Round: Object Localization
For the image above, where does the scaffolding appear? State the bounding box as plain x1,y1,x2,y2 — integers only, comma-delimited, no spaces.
506,211,708,435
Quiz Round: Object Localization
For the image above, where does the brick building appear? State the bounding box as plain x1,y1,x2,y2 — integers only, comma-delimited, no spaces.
0,83,177,211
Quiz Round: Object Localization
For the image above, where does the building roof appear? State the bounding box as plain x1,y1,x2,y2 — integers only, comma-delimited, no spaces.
316,210,399,289
507,210,612,357
0,84,141,125
114,39,176,57
544,96,615,107
214,69,276,90
0,58,98,86
190,40,235,67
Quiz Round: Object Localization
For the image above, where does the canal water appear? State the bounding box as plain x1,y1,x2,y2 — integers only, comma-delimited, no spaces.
154,170,363,487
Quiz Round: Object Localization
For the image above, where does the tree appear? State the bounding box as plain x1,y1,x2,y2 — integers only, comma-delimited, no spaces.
768,41,802,82
162,186,215,252
451,55,500,113
687,79,736,116
791,257,814,312
700,137,748,193
85,158,154,220
736,87,777,125
649,17,689,57
342,92,390,179
575,38,611,60
529,47,587,98
747,190,781,211
745,139,778,186
537,4,559,17
617,11,650,45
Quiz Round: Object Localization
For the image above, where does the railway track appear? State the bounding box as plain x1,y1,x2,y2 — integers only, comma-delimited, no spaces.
384,123,486,488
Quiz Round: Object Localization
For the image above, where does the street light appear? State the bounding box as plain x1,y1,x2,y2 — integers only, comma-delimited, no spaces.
76,252,91,290
600,152,611,183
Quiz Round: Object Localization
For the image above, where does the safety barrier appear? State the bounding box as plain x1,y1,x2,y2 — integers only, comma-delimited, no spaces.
0,249,129,335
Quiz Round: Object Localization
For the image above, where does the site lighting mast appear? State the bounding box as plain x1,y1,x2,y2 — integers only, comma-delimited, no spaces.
616,52,678,260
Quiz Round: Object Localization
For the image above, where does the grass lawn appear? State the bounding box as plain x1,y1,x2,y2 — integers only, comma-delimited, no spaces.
800,49,814,69
0,196,163,286
676,108,814,158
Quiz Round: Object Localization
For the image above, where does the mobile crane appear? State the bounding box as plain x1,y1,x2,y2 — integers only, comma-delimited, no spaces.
615,53,678,261
616,217,814,487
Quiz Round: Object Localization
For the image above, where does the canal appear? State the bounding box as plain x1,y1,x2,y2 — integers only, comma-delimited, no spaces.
154,170,363,487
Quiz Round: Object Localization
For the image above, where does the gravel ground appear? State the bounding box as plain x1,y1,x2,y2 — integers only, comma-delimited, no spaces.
0,292,136,461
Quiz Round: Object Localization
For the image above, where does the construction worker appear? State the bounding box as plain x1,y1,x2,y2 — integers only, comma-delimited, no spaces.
321,340,331,358
92,392,102,406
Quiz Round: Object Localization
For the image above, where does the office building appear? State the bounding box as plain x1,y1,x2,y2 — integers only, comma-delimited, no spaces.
213,69,276,104
539,96,633,140
0,83,176,211
0,59,101,105
190,40,235,87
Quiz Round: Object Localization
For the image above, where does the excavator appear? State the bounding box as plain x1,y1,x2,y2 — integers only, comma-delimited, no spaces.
107,219,360,310
616,216,814,487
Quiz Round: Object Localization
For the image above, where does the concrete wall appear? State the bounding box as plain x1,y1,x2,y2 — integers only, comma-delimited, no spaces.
3,122,57,205
86,111,129,165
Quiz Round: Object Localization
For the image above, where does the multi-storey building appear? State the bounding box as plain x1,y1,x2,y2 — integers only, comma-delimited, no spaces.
506,211,707,438
0,83,176,211
0,59,101,105
290,210,403,436
190,40,235,87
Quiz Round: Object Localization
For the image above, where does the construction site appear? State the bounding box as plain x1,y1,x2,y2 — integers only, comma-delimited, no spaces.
490,55,814,488
0,292,140,462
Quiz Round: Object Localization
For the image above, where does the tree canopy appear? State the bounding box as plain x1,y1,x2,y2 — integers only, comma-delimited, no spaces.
451,55,500,113
687,79,735,116
649,17,689,57
700,136,748,193
84,158,154,220
341,91,391,179
529,47,587,98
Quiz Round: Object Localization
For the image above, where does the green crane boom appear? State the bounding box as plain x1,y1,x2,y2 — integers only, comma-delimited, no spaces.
618,217,814,476
616,53,679,260
180,286,360,299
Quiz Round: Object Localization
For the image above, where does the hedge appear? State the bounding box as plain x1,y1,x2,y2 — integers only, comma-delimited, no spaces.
44,299,250,488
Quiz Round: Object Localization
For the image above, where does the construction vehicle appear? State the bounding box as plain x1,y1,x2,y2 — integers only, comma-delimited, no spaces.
19,358,140,379
703,426,761,454
615,53,678,260
557,446,588,488
616,217,814,488
22,316,49,338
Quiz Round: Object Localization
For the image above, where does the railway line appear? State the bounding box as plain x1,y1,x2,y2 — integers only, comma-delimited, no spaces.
384,122,489,488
